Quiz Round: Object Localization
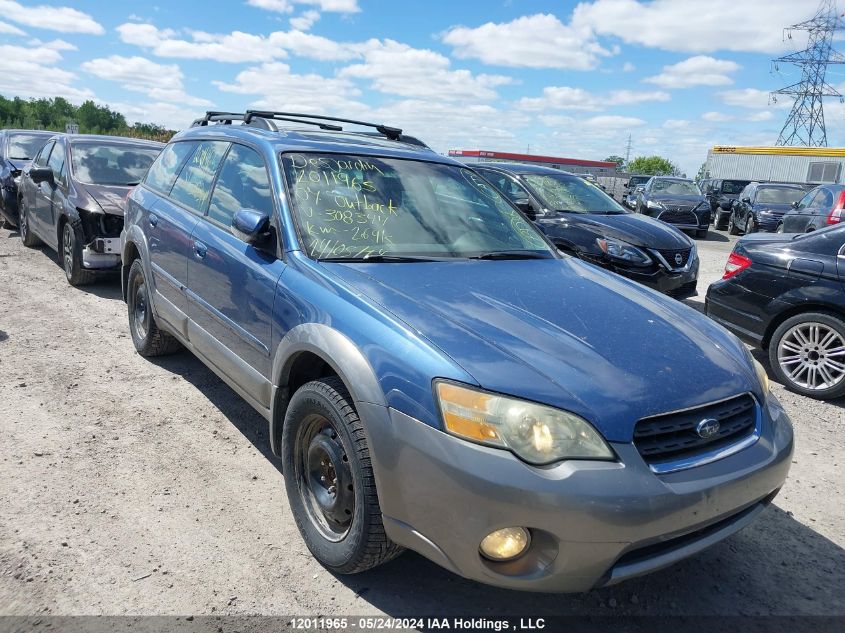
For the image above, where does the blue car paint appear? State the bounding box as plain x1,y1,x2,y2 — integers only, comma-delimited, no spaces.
122,120,790,591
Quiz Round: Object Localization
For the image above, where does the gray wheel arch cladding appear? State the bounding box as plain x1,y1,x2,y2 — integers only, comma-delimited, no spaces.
270,323,387,458
121,228,152,301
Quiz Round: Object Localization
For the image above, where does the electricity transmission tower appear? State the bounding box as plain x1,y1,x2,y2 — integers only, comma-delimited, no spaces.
771,0,845,146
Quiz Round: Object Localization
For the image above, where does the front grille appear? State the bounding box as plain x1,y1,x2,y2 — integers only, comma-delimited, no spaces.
634,394,757,467
656,209,698,226
656,247,692,268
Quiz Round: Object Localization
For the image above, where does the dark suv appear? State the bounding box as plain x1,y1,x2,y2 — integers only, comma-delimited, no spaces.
704,179,751,230
474,162,698,298
121,110,791,592
0,129,55,227
635,177,710,238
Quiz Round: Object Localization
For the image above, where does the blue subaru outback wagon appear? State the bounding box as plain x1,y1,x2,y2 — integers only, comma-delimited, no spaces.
121,111,793,592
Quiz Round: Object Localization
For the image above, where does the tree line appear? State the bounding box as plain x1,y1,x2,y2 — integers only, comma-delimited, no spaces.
0,96,176,142
604,154,682,176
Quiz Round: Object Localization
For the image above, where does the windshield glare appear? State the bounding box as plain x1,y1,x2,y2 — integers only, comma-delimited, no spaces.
8,134,52,160
71,144,160,186
756,187,805,205
652,180,701,196
522,173,628,214
282,153,552,260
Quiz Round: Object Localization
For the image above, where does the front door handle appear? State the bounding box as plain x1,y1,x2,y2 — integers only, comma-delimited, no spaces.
194,241,207,259
148,213,159,227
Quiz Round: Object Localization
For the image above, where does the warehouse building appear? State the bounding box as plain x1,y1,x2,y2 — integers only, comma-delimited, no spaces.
447,149,618,177
704,146,845,184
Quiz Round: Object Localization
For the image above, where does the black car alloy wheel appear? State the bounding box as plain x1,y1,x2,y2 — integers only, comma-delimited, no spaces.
62,223,75,279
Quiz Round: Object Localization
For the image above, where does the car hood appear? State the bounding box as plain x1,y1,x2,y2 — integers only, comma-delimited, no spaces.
322,258,756,442
545,212,693,250
77,183,130,216
650,194,705,206
752,203,792,215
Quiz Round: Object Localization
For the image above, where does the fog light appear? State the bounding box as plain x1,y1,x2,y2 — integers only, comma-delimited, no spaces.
479,527,530,561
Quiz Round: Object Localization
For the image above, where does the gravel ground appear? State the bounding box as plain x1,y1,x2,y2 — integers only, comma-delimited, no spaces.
1,225,843,619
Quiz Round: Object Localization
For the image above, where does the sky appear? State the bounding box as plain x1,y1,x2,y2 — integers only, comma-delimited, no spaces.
0,0,841,176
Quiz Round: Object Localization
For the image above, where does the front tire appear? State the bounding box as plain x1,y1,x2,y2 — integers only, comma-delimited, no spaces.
776,223,784,233
746,216,757,234
19,198,41,247
728,213,740,235
768,312,845,400
282,377,403,574
126,259,181,356
61,220,96,286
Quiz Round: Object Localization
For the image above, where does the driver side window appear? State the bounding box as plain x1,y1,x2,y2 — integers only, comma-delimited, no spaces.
34,142,54,168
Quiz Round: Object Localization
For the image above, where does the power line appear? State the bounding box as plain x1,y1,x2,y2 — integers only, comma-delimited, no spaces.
771,0,845,147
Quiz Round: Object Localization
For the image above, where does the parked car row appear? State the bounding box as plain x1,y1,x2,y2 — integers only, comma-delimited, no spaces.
0,115,799,594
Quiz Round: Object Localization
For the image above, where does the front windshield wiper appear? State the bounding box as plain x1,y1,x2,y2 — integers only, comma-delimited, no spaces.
318,254,450,263
467,250,552,260
601,210,627,215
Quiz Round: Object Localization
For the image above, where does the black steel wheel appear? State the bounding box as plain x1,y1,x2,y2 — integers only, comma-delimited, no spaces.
126,259,181,356
282,377,403,573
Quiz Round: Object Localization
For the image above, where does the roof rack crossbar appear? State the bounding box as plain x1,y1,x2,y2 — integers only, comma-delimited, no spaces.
245,113,343,131
191,111,247,127
244,110,403,140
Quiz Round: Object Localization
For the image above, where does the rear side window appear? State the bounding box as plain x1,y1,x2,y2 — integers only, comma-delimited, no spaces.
144,142,196,195
207,144,272,228
34,141,54,168
816,188,834,209
169,141,229,213
477,170,527,204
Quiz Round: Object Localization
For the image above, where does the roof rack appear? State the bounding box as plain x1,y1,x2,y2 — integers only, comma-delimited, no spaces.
191,111,246,127
244,110,403,141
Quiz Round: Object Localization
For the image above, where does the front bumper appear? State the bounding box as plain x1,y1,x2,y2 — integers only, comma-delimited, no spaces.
82,237,121,270
608,253,699,298
361,396,793,592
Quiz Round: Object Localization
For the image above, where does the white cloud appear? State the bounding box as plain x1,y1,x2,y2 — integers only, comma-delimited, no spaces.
106,100,200,131
117,22,357,62
339,39,512,102
0,0,103,35
572,0,810,54
717,88,785,109
518,86,669,111
663,119,691,129
746,111,774,122
0,43,93,102
214,61,368,114
290,10,320,31
442,13,612,70
81,55,212,107
27,38,77,51
582,115,647,128
622,62,635,72
644,56,740,89
247,0,359,13
702,111,734,122
0,21,25,36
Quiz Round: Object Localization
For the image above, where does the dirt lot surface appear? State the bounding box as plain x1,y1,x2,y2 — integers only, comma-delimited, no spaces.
1,225,843,619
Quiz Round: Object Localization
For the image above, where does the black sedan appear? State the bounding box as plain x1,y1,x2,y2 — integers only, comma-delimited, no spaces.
0,129,55,227
728,182,806,235
779,184,845,233
706,225,845,400
17,134,163,286
635,177,711,238
475,162,698,298
703,178,750,230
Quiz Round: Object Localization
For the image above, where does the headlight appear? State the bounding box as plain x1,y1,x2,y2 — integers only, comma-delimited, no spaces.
753,357,770,395
646,200,664,210
596,237,652,265
435,382,614,465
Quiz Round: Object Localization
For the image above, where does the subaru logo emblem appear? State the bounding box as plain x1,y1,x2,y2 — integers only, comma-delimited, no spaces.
696,418,720,439
674,253,683,265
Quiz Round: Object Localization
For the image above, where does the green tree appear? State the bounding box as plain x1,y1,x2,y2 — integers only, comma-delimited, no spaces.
626,155,680,176
603,155,625,167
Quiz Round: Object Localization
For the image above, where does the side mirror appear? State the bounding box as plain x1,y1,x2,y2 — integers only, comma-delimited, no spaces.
635,186,645,193
30,167,54,186
791,201,799,209
232,208,271,244
512,197,535,219
742,196,751,203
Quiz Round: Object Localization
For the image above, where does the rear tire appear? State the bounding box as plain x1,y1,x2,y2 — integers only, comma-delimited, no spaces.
19,198,41,247
282,377,403,574
61,220,96,286
728,213,740,236
768,312,845,400
126,259,181,356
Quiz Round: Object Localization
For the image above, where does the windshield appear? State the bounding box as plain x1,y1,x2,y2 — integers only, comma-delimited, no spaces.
651,180,701,196
521,173,628,214
71,143,160,186
282,153,552,261
756,187,805,205
721,180,748,194
8,133,52,160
